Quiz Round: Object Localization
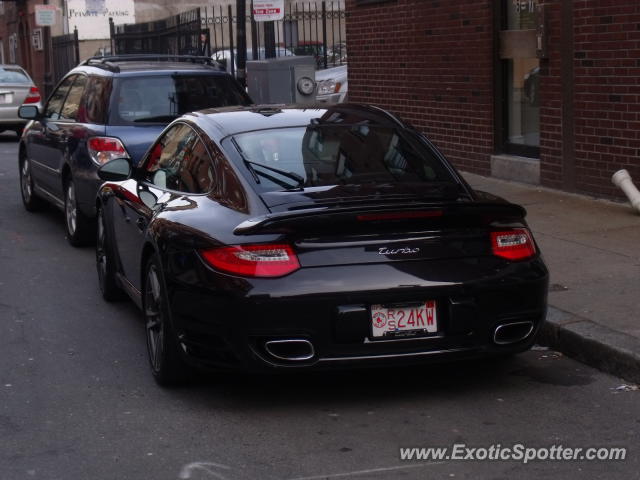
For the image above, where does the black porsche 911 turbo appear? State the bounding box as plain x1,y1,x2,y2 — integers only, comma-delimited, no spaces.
95,103,548,385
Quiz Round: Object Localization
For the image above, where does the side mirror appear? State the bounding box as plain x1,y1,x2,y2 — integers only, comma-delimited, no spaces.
18,105,40,120
97,158,133,182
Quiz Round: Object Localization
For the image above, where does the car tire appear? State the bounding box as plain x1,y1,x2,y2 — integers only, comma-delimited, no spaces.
96,206,126,302
64,177,94,247
19,156,45,212
143,253,190,386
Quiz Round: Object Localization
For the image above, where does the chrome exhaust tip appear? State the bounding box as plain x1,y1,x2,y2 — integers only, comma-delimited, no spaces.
493,321,534,345
264,339,315,361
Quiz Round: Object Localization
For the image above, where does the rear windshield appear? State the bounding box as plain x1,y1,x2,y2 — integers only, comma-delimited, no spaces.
232,125,456,192
0,68,31,84
110,74,251,125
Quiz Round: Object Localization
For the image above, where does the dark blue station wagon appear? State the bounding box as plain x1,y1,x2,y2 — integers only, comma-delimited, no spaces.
18,55,252,246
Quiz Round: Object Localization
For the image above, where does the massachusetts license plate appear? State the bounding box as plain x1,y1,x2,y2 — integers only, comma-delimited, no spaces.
371,301,437,338
0,93,12,104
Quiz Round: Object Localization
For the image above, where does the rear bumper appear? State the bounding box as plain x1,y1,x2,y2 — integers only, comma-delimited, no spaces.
0,117,27,127
165,254,549,372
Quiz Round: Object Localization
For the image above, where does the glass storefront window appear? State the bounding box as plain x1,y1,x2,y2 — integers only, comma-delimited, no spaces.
501,0,540,155
507,58,540,147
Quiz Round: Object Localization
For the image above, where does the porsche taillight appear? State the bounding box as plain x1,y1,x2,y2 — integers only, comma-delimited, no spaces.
200,244,300,277
491,229,536,261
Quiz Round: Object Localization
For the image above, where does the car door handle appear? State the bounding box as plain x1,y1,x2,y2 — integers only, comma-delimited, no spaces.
136,217,147,231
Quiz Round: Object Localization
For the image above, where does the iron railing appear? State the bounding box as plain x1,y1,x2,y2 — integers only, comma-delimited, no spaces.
51,28,79,86
203,1,346,74
109,2,346,77
110,8,203,56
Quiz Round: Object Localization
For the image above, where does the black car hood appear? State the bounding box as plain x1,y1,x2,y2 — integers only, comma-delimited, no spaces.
260,183,466,212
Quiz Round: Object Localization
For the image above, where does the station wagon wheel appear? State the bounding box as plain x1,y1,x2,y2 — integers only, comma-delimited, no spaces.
96,206,125,302
19,156,44,211
143,254,188,386
64,177,94,247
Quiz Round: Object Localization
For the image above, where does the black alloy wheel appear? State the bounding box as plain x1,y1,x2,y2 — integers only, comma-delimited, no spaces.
143,254,189,386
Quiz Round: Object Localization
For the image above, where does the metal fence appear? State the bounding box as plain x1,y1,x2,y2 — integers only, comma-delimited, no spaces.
51,28,79,86
110,2,346,76
110,9,203,56
203,1,347,74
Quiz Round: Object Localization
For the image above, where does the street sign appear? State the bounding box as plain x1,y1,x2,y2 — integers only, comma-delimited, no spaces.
35,4,57,27
253,0,284,22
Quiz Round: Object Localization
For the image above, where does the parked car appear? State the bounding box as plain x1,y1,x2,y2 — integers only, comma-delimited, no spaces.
316,64,347,103
94,103,549,386
18,54,252,246
0,64,41,136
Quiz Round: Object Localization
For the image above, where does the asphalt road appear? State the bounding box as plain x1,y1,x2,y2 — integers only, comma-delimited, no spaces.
1,134,639,480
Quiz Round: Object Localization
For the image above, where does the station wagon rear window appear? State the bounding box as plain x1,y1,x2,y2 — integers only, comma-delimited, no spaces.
110,74,250,125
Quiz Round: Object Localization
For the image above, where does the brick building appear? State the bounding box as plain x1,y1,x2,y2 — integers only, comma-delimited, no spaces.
0,0,65,93
346,0,640,199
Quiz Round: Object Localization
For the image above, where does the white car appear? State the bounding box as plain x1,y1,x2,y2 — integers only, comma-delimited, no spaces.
315,64,347,103
0,65,41,136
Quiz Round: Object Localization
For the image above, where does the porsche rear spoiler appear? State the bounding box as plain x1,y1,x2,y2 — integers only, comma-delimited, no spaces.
233,202,527,235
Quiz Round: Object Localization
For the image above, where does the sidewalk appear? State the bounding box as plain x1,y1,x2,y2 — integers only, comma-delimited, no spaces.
463,172,640,383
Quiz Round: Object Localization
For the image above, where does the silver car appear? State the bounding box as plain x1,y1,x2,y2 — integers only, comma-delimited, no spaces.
316,64,347,103
0,65,41,136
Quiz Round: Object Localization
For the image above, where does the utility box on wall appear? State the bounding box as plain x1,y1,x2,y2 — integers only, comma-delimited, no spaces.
247,56,316,104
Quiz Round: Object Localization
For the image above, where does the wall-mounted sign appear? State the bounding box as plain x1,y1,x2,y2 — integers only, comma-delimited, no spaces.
253,0,284,22
35,4,57,27
67,0,135,40
32,29,43,51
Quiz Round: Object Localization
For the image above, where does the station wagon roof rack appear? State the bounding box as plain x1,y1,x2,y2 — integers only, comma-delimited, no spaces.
81,54,222,73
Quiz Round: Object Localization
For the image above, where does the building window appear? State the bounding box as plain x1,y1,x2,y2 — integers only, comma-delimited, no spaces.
498,0,540,158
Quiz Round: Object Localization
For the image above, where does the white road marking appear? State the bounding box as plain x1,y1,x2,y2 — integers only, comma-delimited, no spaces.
179,461,232,480
286,462,445,480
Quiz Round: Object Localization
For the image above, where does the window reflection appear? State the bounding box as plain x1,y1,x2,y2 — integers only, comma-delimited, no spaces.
503,0,540,150
233,124,451,193
507,58,539,147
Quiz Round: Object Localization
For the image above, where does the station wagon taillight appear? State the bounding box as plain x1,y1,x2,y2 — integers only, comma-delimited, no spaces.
491,229,536,261
24,86,41,104
200,244,300,277
88,136,129,166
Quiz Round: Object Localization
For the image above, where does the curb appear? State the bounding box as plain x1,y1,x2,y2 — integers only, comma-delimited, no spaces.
539,306,640,384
